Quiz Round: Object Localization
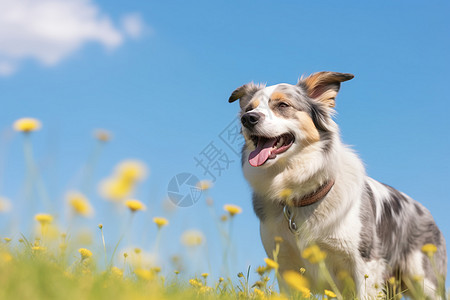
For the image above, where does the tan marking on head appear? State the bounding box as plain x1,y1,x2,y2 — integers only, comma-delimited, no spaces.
250,99,260,110
295,111,320,145
270,92,288,102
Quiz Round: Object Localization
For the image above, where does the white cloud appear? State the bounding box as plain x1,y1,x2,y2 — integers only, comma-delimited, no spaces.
121,13,146,39
0,0,145,76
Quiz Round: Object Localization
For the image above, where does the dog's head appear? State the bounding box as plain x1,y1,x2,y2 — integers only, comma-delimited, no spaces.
229,72,354,168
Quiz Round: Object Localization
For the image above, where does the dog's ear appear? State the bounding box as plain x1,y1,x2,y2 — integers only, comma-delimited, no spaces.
228,83,261,107
298,72,354,107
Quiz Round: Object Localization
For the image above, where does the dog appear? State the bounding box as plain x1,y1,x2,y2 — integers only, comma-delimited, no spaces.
228,72,447,299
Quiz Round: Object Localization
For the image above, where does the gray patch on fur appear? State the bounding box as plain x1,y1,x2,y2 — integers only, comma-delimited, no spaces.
359,182,377,261
252,193,266,221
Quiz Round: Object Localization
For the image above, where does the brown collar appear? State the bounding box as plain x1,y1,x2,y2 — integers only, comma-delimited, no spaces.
281,180,335,207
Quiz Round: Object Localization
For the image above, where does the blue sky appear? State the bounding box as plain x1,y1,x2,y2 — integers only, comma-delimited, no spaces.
0,0,449,286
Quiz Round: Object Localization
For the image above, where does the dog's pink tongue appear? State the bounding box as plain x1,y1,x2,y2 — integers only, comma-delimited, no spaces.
249,137,277,167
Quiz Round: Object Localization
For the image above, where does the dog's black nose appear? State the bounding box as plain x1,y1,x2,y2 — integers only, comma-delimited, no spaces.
241,112,261,129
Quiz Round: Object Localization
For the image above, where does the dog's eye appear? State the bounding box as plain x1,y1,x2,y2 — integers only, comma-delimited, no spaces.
278,102,289,108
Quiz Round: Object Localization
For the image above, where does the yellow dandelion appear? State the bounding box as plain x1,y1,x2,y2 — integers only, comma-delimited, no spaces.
94,129,112,142
218,277,224,282
0,197,12,213
78,248,92,260
274,236,284,244
279,188,293,199
125,199,146,212
199,286,213,294
421,243,437,257
13,118,42,132
111,266,123,277
34,213,53,225
67,191,93,217
253,287,265,298
3,238,11,243
116,160,147,182
189,278,203,288
153,217,169,229
135,268,154,281
0,252,12,263
256,266,267,276
31,246,46,252
201,273,209,278
264,258,279,270
223,204,242,217
99,177,133,201
301,245,327,264
197,180,212,191
282,270,310,297
181,229,204,247
324,289,337,298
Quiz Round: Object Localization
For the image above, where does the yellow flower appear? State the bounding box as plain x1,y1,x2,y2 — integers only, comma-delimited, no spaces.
201,273,209,278
256,266,267,276
279,189,293,199
324,289,337,298
189,278,202,288
299,267,306,275
125,199,146,212
388,277,396,285
218,277,224,282
153,217,169,229
264,258,279,270
110,266,123,277
78,248,92,260
181,229,204,247
3,238,11,243
282,270,310,297
13,118,42,132
67,191,93,217
135,268,154,280
237,272,244,278
34,213,53,225
116,160,147,182
421,243,437,257
99,177,133,201
197,180,212,190
199,286,213,294
301,245,327,264
223,204,242,216
274,236,284,244
151,266,161,273
94,129,112,142
174,270,180,275
253,287,265,298
0,197,12,213
0,252,13,263
31,246,46,252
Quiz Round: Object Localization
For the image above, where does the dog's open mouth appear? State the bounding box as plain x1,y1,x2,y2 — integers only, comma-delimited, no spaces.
248,133,294,167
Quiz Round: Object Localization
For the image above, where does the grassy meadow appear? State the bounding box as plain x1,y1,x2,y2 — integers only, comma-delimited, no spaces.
0,118,447,300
